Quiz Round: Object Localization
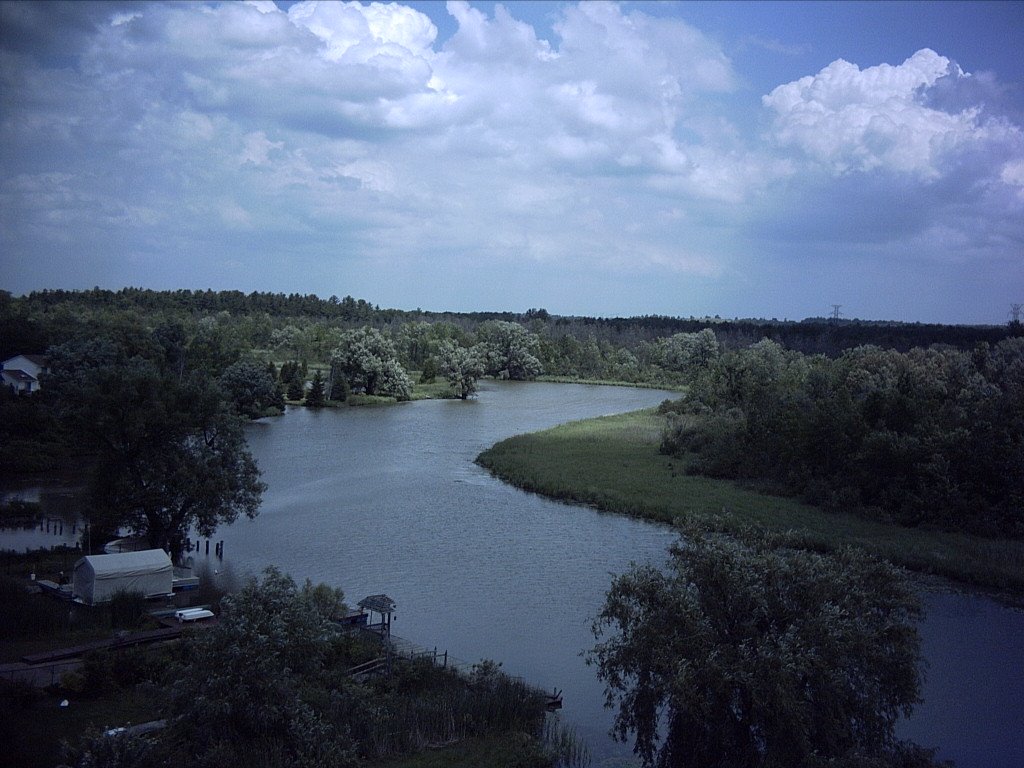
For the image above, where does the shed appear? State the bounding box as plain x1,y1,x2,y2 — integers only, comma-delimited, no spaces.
357,594,396,636
72,549,173,605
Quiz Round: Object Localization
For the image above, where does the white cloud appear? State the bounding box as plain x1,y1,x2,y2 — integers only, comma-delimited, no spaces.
3,1,1021,319
1002,159,1024,198
240,131,284,166
763,49,1009,177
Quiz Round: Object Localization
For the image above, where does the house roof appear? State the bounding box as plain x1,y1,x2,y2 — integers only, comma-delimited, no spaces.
358,594,396,614
2,354,48,367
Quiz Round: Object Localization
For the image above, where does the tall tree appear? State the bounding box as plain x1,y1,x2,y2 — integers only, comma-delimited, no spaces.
330,326,412,399
590,532,933,768
437,340,485,399
47,342,264,560
220,358,285,418
304,369,326,407
170,568,356,768
476,320,543,380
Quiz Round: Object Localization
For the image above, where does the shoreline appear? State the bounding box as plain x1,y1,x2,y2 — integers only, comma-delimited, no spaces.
476,407,1024,599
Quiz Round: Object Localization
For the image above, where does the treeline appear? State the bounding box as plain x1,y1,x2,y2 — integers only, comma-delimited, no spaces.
4,288,1017,366
661,335,1024,539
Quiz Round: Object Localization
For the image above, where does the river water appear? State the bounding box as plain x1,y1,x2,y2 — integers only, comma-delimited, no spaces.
4,381,1022,766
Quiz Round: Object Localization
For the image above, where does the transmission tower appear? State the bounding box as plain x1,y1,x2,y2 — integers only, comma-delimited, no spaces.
830,304,843,324
1010,304,1023,324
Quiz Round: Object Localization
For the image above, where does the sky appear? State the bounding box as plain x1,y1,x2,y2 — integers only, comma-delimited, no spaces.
1,1,1023,324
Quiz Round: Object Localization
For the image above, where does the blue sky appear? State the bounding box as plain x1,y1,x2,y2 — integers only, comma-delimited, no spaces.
2,1,1022,323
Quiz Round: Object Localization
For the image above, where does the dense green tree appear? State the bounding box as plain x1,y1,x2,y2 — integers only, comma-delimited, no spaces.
46,343,264,560
476,320,543,380
664,338,1024,536
660,329,721,381
305,369,326,407
287,375,306,401
220,359,285,418
437,340,485,399
170,568,356,768
418,356,439,383
187,314,242,376
590,532,932,768
271,324,308,361
330,326,412,399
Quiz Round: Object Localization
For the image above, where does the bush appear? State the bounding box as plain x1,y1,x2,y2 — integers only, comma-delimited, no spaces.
108,590,147,630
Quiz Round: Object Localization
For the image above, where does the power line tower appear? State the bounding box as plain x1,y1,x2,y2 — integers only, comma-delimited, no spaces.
1010,304,1023,324
830,304,843,324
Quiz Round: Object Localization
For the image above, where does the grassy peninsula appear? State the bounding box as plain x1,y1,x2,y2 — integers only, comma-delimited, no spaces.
476,408,1024,595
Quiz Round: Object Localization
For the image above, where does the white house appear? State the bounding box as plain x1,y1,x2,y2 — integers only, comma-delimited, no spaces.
1,354,49,394
72,549,174,605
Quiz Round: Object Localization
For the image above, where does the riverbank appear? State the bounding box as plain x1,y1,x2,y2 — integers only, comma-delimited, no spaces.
475,408,1024,596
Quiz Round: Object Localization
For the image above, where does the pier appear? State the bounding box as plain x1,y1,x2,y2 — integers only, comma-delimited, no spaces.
338,593,563,710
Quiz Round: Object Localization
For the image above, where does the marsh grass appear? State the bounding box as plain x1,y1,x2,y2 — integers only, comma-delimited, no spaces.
476,409,1024,594
359,658,551,760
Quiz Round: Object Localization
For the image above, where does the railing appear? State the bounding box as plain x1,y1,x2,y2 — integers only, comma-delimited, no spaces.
350,628,562,708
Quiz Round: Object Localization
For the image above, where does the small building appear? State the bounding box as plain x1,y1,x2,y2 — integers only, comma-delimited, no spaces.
357,594,396,636
72,549,174,606
1,354,49,395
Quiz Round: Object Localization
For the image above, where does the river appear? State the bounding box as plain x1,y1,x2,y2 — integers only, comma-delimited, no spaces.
3,381,1022,766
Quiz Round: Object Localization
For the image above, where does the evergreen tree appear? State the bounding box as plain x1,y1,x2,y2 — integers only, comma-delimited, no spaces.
304,370,325,407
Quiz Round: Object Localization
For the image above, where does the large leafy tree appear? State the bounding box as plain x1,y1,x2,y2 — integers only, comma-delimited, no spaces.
437,340,485,399
330,326,412,399
590,532,934,768
170,568,355,768
476,320,543,380
47,341,264,560
219,358,285,418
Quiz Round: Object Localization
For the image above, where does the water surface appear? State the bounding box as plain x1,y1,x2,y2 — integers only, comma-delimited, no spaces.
4,381,1021,765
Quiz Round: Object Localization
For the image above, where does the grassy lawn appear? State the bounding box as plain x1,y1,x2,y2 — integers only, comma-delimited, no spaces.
477,408,1024,594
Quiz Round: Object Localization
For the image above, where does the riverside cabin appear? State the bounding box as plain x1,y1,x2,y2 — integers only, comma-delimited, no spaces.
72,549,174,606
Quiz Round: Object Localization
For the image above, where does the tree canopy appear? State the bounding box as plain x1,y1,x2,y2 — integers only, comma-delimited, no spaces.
662,338,1024,537
437,340,485,399
219,358,285,418
476,320,543,380
46,340,264,560
170,568,356,768
589,532,935,768
330,326,412,400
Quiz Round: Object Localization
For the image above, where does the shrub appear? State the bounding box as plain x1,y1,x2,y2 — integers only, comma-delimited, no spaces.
108,590,147,630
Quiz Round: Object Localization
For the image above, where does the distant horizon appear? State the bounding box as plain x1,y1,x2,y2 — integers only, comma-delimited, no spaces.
2,2,1021,327
6,283,1017,329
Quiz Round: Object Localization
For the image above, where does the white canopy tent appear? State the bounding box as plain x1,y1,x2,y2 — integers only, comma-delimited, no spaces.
72,549,173,605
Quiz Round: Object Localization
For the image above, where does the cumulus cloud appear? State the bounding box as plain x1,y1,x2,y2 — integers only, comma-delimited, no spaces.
1,1,1021,319
763,49,1021,179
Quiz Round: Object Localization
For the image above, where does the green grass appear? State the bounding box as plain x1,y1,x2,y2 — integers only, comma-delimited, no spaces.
536,375,685,391
409,378,456,400
476,408,1024,594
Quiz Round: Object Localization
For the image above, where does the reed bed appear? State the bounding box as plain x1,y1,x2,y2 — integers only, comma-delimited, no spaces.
477,408,1024,595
